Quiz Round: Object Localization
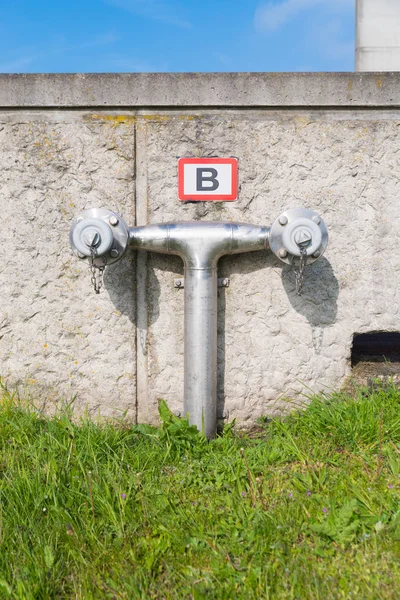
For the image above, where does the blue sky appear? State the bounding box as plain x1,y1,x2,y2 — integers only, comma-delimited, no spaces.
0,0,355,73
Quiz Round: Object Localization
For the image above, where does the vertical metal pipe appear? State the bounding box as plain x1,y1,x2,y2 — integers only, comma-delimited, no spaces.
129,221,269,438
184,265,218,438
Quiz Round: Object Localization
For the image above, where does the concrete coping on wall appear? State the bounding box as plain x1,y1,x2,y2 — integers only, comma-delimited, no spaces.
0,72,399,109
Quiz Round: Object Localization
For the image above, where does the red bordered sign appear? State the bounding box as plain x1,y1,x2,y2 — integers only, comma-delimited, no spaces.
178,157,238,201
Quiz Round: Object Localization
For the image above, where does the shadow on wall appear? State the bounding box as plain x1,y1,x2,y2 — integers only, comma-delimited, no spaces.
104,251,183,328
218,252,338,417
281,257,339,327
104,251,183,364
101,250,136,322
281,256,339,357
103,248,339,420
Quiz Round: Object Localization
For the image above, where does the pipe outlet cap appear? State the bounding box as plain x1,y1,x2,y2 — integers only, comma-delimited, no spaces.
71,218,114,257
281,217,322,257
70,208,130,266
269,208,328,265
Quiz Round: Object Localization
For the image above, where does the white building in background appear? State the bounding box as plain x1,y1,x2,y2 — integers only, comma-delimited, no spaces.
356,0,400,71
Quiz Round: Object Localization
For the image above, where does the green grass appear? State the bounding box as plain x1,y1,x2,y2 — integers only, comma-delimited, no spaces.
0,383,400,599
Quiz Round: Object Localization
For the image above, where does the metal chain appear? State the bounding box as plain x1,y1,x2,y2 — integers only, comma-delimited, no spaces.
89,247,106,294
294,245,308,296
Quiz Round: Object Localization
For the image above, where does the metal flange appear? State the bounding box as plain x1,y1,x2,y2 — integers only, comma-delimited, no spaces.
269,208,328,265
69,208,129,267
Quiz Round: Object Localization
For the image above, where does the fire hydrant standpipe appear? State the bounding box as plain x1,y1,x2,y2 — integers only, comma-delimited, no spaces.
70,208,328,438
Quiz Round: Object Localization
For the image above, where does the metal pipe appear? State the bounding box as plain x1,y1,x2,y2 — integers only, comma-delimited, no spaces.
129,221,269,437
70,208,327,439
184,266,217,438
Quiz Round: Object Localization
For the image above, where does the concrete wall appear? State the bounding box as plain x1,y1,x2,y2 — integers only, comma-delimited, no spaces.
356,0,400,71
1,73,400,425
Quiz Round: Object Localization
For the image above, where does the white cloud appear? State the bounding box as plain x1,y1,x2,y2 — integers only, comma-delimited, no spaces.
255,0,354,32
106,0,192,29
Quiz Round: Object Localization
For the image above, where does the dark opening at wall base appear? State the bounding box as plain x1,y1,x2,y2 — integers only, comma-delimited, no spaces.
351,332,400,367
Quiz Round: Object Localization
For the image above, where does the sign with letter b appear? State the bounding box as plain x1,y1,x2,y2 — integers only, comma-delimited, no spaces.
178,158,238,201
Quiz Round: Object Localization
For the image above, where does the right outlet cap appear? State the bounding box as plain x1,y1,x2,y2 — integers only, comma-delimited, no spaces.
269,208,328,265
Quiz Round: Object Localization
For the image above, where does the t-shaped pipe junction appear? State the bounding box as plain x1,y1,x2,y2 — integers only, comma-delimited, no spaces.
70,208,328,437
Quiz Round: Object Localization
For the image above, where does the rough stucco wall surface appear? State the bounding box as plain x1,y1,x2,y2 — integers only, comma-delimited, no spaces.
140,111,400,423
0,113,136,417
1,73,400,427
